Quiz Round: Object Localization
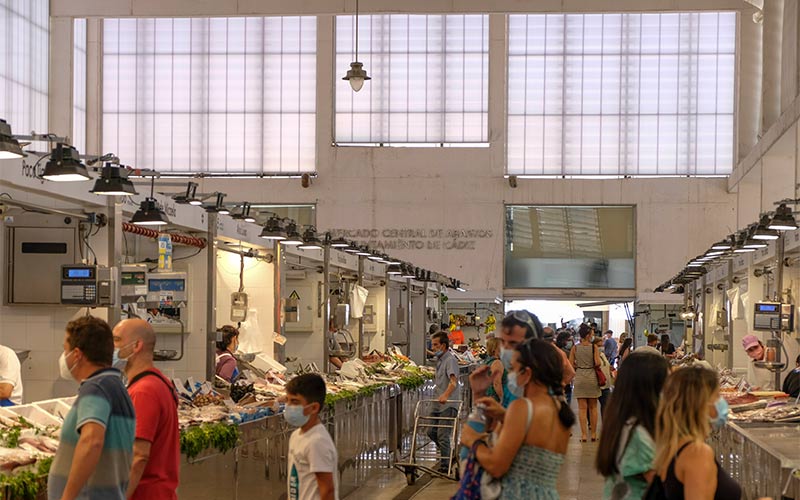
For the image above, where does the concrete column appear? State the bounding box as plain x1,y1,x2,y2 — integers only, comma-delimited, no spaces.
48,17,74,140
316,16,334,175
488,13,507,177
781,0,799,113
761,0,784,133
85,19,104,156
737,13,763,163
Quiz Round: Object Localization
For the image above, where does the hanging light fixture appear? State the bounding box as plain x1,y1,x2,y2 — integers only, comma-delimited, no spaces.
90,164,138,195
344,242,361,254
131,176,169,226
752,214,780,240
260,216,287,241
400,264,416,279
206,193,229,214
356,246,373,257
0,119,23,159
769,204,798,231
281,222,304,246
710,237,734,250
329,235,350,248
342,0,371,92
299,227,323,250
387,264,402,275
42,143,91,182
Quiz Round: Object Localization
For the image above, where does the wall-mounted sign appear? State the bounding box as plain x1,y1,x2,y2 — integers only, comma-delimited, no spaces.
328,228,494,251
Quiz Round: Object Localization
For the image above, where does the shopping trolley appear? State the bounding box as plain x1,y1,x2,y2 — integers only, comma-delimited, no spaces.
394,399,463,485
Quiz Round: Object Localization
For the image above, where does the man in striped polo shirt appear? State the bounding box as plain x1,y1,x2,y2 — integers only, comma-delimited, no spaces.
48,316,136,500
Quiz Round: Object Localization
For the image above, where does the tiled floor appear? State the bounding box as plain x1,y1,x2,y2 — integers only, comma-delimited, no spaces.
346,415,607,500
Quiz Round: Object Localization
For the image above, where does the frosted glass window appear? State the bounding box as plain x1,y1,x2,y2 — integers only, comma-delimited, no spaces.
103,17,316,174
505,206,635,289
73,19,87,154
0,0,49,141
335,15,489,144
508,13,736,176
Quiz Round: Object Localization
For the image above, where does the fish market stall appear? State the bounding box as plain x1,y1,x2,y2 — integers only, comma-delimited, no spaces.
711,421,800,500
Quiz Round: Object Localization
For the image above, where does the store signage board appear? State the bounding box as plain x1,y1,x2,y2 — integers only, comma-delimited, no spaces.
785,231,800,252
216,217,273,250
364,260,386,276
283,245,324,263
330,249,358,272
732,254,750,273
712,265,728,283
751,242,776,266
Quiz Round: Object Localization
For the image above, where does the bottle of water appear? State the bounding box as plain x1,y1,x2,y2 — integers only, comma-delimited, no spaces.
459,404,486,461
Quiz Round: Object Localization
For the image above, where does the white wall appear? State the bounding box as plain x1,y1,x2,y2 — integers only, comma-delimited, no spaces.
215,251,275,359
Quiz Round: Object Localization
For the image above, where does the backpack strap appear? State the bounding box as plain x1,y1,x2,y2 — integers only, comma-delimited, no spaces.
128,370,179,406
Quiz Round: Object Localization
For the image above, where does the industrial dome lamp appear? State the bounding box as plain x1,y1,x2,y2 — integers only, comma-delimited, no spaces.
0,119,23,159
90,163,138,196
131,175,169,226
42,143,91,182
769,203,798,231
342,0,371,92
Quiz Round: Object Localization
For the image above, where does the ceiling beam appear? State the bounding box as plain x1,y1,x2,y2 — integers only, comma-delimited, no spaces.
52,0,748,18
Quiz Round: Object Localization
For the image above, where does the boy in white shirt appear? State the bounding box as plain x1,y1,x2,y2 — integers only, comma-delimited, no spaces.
285,374,338,500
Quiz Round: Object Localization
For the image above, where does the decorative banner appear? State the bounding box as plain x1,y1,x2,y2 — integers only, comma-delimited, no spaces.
328,228,494,251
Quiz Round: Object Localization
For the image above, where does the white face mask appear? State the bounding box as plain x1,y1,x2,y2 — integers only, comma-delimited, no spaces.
59,350,77,380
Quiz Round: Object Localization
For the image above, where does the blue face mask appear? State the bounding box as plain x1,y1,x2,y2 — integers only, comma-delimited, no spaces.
709,397,729,430
500,347,514,370
284,404,311,427
112,341,137,371
435,348,444,358
507,369,526,398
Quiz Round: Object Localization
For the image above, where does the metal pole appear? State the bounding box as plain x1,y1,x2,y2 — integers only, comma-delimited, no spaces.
726,259,735,369
274,242,285,364
206,213,218,381
357,256,364,357
107,198,122,327
323,245,331,373
773,234,786,389
405,278,413,356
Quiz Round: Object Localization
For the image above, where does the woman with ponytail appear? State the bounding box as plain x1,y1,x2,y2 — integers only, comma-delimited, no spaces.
460,338,575,499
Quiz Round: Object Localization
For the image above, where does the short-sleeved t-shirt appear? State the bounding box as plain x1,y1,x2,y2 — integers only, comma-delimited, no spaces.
603,424,656,500
434,350,461,411
127,368,180,500
0,345,23,404
48,368,136,500
288,423,339,500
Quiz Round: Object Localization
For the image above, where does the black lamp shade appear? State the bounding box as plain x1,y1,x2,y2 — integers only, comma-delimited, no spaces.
0,119,23,159
90,166,138,195
131,198,169,226
42,144,91,182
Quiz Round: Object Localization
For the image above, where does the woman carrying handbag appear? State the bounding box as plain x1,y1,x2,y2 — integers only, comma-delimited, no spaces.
569,324,601,442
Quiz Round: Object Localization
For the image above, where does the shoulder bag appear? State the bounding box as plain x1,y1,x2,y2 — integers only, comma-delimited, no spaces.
593,345,607,386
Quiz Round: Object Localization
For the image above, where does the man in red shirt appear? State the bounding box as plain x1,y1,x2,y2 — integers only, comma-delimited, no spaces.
113,319,180,500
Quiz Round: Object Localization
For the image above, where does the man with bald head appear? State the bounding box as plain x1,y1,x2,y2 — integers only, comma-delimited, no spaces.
113,319,179,500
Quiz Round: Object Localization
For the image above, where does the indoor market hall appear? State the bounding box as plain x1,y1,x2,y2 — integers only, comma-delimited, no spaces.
0,0,798,499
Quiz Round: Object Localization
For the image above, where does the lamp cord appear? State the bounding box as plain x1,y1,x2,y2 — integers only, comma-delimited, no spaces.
355,0,359,61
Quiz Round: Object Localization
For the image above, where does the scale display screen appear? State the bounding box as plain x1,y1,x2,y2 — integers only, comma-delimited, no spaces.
63,266,95,280
756,303,779,313
148,279,185,293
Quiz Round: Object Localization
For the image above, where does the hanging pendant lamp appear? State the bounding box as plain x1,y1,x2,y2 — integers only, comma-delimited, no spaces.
342,0,371,92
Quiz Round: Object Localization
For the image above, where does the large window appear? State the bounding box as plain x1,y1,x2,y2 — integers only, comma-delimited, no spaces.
0,0,48,141
505,206,635,289
103,17,316,175
73,19,87,154
507,13,735,176
335,14,489,145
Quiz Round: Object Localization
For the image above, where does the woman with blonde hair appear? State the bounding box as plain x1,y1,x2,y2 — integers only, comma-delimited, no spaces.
653,367,741,499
